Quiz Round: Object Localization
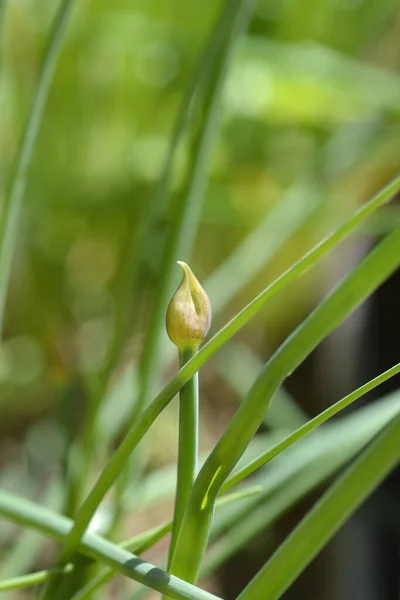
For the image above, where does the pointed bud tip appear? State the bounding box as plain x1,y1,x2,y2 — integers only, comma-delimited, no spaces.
166,261,212,350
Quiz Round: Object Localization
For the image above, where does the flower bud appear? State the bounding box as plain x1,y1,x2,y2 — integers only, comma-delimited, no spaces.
166,261,212,350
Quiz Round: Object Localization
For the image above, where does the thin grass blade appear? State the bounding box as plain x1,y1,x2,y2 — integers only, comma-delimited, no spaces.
237,413,400,600
0,0,75,338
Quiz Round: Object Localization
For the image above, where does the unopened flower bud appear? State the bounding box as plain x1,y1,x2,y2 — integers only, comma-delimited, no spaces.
166,261,212,350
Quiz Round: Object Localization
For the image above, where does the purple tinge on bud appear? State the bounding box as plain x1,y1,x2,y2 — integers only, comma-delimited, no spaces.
166,261,212,350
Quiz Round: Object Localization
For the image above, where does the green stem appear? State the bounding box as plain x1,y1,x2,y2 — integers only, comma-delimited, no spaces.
169,223,400,585
237,412,400,600
0,565,73,592
0,0,74,339
168,347,199,567
41,174,400,573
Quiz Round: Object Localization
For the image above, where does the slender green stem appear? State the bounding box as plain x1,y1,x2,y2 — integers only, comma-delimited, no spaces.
223,361,400,492
0,564,73,592
0,0,74,339
168,347,199,568
42,174,400,574
169,223,400,584
237,412,400,600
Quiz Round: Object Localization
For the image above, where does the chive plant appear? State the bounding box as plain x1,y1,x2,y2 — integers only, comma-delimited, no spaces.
2,1,400,599
165,262,212,565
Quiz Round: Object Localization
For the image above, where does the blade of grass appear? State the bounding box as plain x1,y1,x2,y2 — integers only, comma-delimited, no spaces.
223,361,400,492
0,478,62,579
0,565,74,592
213,389,400,538
204,389,400,575
144,0,250,233
48,174,400,571
169,222,400,584
0,0,75,338
124,386,400,600
237,412,400,600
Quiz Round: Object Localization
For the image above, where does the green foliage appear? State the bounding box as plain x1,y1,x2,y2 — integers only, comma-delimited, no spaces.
1,0,400,599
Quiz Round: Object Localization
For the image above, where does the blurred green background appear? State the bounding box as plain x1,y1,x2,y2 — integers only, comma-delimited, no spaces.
0,0,400,598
